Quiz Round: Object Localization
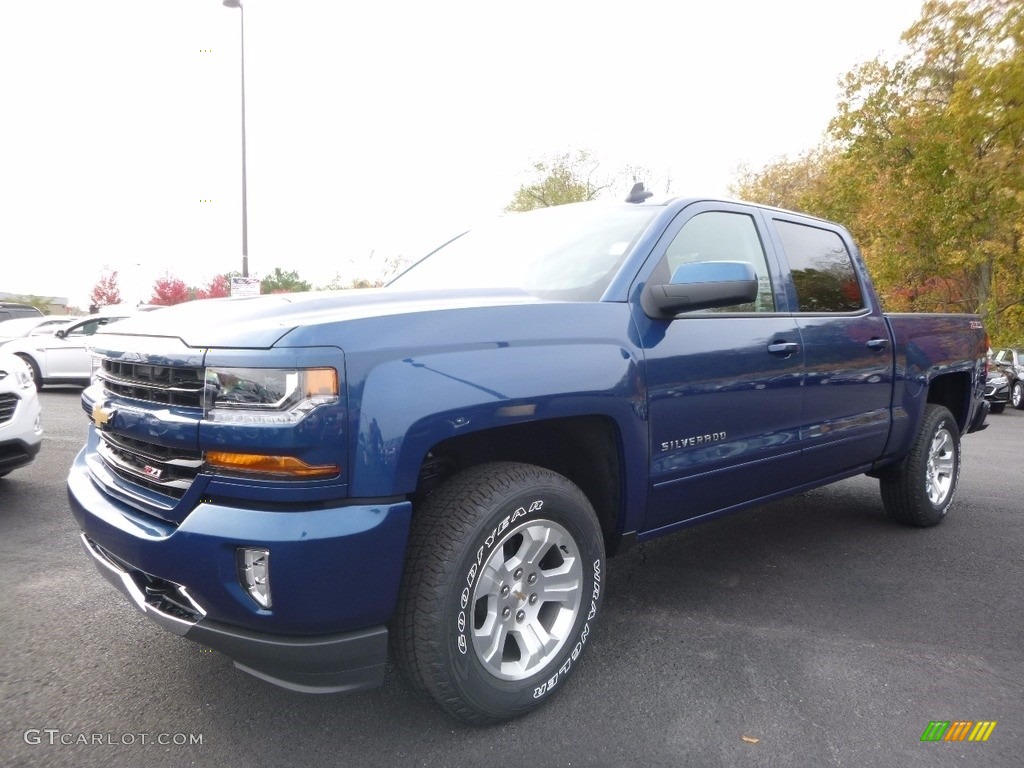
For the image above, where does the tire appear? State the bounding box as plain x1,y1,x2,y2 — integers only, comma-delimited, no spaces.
391,462,605,723
1012,381,1024,410
989,402,1005,414
15,354,42,391
880,404,961,527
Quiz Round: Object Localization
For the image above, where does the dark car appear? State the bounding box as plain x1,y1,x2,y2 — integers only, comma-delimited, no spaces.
0,303,44,323
991,347,1024,410
985,365,1010,413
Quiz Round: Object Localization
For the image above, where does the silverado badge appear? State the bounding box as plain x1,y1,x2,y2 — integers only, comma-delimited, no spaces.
92,403,116,429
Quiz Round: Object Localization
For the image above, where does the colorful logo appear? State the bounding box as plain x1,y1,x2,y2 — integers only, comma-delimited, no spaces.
921,721,997,742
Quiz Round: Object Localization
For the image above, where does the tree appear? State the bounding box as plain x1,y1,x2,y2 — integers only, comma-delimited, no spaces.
4,294,53,314
321,251,412,290
149,274,191,306
729,148,838,213
194,274,231,300
732,0,1024,344
90,270,121,308
260,267,311,294
505,150,613,212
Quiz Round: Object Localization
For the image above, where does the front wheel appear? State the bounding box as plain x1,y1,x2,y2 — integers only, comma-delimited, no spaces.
1012,381,1024,410
880,404,961,527
391,462,605,723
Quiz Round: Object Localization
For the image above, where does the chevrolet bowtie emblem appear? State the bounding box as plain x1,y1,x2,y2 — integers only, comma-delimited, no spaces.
92,403,116,429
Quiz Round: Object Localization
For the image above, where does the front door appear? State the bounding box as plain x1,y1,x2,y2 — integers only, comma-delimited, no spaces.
633,203,805,535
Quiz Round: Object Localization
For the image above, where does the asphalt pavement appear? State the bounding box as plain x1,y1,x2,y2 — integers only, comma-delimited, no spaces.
1,388,1021,768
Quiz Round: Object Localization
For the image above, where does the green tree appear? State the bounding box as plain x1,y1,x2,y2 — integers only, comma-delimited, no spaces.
505,150,613,212
260,267,312,294
4,295,53,314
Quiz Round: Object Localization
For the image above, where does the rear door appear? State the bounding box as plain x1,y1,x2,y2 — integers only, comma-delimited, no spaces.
765,215,893,480
633,202,806,534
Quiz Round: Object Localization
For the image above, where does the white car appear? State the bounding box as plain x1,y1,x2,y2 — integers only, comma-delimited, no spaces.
3,315,127,390
0,316,80,344
0,351,42,477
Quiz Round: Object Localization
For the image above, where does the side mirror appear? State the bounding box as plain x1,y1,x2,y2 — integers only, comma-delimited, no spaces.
642,260,759,318
55,329,66,339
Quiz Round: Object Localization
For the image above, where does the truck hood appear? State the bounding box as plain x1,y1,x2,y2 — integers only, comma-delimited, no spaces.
95,288,544,349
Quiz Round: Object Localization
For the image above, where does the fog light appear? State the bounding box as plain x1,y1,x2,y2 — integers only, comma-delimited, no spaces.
237,548,272,608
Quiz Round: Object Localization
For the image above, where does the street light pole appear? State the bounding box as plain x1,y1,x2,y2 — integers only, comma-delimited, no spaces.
223,0,248,278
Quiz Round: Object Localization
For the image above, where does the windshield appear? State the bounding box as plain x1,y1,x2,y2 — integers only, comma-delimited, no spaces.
389,203,659,301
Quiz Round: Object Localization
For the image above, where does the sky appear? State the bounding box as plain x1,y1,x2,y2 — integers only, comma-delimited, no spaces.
0,0,926,310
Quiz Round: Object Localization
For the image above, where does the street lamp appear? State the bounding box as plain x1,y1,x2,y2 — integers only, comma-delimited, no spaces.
223,0,248,278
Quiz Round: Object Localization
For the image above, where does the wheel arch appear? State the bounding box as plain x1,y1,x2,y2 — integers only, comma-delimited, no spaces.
411,416,633,556
925,371,972,432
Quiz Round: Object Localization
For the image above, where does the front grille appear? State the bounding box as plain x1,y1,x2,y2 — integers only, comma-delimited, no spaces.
97,431,202,499
0,393,17,424
99,360,205,408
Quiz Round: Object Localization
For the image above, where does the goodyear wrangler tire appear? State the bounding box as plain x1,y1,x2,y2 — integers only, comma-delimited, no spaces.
390,462,605,723
880,404,961,527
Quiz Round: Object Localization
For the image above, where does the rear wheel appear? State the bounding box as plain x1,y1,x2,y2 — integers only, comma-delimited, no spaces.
391,462,605,723
880,404,961,527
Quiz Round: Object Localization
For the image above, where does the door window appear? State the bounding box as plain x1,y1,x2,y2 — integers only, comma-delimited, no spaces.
774,220,864,312
662,211,775,313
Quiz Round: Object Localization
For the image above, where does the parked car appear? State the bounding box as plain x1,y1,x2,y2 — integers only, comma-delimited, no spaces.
984,367,1010,413
0,302,44,322
0,351,42,478
991,347,1024,409
0,316,80,345
2,314,128,390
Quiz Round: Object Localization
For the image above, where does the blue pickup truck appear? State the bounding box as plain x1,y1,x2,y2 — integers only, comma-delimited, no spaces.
67,193,988,723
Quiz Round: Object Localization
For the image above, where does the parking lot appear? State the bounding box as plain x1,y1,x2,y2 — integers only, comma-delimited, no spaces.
1,388,1021,767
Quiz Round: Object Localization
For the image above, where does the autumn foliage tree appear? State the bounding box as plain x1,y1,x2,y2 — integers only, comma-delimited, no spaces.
731,0,1024,344
90,270,121,308
195,274,231,300
149,275,191,306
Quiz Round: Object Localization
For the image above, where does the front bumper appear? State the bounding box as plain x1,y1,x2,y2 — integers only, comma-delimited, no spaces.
68,447,412,692
0,388,43,474
80,534,388,692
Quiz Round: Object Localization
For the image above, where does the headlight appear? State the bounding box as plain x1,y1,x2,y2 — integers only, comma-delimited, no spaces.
204,367,339,424
14,368,34,390
90,354,103,385
988,374,1008,386
9,359,34,390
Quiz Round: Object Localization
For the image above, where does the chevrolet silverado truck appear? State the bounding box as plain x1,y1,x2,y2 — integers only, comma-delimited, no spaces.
67,193,989,723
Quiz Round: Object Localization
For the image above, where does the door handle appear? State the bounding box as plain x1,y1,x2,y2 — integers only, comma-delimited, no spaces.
867,338,890,351
767,342,800,356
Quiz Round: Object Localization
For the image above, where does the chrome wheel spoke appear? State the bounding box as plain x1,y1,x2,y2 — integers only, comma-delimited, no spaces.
476,619,509,666
537,565,580,603
514,526,553,569
475,562,503,597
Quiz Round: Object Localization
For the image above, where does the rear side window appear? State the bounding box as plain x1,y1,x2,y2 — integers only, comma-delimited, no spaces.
775,220,864,312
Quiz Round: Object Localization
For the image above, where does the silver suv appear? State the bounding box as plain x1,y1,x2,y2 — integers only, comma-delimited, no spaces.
0,351,43,478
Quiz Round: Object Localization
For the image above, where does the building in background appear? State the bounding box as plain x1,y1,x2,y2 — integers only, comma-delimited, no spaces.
0,291,72,315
